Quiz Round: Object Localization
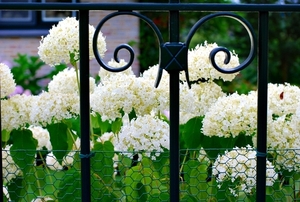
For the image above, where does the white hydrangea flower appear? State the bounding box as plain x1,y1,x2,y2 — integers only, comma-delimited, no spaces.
38,17,106,66
1,94,35,131
48,68,96,94
212,145,278,196
98,59,135,81
262,111,300,172
182,41,240,82
29,125,52,151
29,91,78,126
46,152,63,170
0,63,16,98
202,91,257,138
141,64,170,113
113,114,169,160
91,72,162,121
180,81,225,124
96,132,115,144
268,83,300,117
2,145,21,184
3,186,10,201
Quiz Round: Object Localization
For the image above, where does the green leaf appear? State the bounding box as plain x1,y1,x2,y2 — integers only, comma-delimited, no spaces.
266,181,286,201
181,116,204,149
92,113,111,135
64,117,81,137
1,130,10,143
235,132,253,147
47,123,69,165
201,136,223,160
25,166,46,197
184,160,209,200
91,141,115,185
136,182,148,201
7,176,27,201
111,117,123,134
123,166,166,202
151,150,169,180
148,192,170,202
10,129,37,171
2,192,8,202
181,194,198,202
117,154,133,176
57,168,81,201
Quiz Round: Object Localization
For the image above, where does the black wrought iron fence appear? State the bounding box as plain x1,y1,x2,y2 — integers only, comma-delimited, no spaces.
1,1,300,202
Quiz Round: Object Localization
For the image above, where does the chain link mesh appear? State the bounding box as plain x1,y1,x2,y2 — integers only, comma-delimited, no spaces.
2,148,300,201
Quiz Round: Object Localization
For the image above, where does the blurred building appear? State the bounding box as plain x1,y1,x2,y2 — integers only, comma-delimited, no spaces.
0,0,140,75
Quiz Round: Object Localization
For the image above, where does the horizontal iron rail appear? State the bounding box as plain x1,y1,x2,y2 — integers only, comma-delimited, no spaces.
0,3,300,12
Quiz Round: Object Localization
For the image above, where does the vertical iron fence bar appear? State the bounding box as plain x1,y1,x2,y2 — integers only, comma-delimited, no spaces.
256,11,269,201
79,10,91,202
169,0,180,201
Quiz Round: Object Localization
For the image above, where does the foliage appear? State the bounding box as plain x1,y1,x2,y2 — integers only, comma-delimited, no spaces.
10,54,67,95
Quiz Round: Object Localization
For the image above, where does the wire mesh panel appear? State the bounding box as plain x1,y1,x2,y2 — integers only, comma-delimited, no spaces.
2,148,300,201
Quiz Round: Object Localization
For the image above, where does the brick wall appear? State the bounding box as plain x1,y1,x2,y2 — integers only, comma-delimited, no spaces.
0,0,140,76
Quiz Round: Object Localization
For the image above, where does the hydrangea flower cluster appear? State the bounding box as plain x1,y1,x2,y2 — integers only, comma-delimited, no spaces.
202,91,257,138
48,68,96,94
38,17,106,66
182,41,240,83
268,83,300,117
98,59,135,80
0,63,16,98
91,71,164,121
29,125,52,151
180,81,225,124
1,68,100,131
212,145,278,196
113,114,169,160
262,108,300,172
1,94,36,131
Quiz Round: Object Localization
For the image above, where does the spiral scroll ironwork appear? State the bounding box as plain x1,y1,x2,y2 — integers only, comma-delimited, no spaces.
185,12,257,74
93,11,164,73
93,11,256,87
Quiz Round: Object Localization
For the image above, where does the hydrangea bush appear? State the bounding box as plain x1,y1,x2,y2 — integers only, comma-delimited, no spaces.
1,17,299,201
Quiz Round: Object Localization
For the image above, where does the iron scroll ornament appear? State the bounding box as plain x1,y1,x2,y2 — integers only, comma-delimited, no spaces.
93,11,257,87
185,12,257,74
92,11,192,87
93,11,164,72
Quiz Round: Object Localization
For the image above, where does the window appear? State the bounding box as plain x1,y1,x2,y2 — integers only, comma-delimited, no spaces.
0,0,78,37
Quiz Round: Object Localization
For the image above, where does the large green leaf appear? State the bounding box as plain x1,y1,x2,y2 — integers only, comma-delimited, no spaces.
57,168,81,201
7,176,27,202
47,123,69,164
181,116,204,149
91,141,115,185
64,117,81,137
184,160,209,200
123,164,168,202
111,117,123,134
25,166,46,198
91,113,110,135
10,129,37,171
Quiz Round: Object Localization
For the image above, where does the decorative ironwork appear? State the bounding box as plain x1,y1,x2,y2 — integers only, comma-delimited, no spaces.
1,2,300,202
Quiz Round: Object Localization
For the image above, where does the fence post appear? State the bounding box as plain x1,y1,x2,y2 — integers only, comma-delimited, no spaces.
169,0,181,201
79,9,91,202
256,11,269,202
